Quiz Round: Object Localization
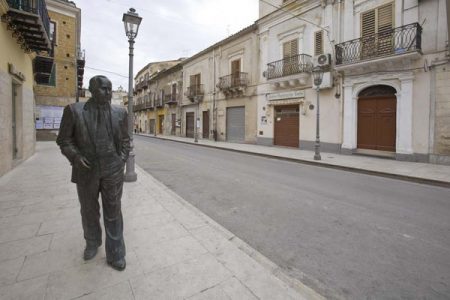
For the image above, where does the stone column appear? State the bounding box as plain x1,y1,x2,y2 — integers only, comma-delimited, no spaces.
397,75,414,155
341,83,355,152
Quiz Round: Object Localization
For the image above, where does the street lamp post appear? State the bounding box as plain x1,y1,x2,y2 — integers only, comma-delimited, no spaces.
312,66,324,161
122,8,142,182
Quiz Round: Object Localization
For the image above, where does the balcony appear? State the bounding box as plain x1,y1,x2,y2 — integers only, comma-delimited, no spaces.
185,84,204,102
33,55,53,84
155,98,164,108
133,103,144,112
143,100,153,110
218,72,248,97
2,0,51,52
141,79,148,90
265,54,312,89
77,49,85,90
164,94,178,105
335,23,422,70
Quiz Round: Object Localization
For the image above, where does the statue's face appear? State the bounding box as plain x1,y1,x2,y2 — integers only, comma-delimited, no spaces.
92,78,112,105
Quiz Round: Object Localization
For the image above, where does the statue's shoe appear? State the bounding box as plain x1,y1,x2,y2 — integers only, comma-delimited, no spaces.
107,258,126,271
83,245,99,260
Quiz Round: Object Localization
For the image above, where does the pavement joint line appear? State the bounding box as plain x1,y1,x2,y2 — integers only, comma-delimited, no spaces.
135,164,325,300
138,134,450,189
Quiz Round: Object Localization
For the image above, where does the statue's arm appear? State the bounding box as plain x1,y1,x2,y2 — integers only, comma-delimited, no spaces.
120,109,131,162
56,105,80,165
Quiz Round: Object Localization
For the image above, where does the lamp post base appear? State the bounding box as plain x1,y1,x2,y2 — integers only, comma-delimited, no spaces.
124,172,137,182
314,153,321,161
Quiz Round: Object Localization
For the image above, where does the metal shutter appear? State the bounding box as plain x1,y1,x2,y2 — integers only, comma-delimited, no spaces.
226,106,245,142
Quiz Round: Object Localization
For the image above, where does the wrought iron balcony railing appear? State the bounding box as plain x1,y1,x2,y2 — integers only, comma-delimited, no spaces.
4,0,51,52
266,54,312,80
164,94,178,105
186,84,204,99
133,103,144,112
335,23,422,65
155,98,164,108
218,72,249,90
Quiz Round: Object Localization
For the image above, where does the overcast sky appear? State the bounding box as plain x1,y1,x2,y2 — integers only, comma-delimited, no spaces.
75,0,259,90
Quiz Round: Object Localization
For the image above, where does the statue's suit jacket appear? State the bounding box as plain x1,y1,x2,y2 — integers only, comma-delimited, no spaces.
56,99,131,183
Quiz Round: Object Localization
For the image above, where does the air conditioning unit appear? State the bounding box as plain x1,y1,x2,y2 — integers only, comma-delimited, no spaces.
313,53,331,67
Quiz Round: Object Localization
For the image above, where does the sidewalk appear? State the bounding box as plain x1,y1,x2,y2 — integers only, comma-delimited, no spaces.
137,133,450,187
0,142,322,300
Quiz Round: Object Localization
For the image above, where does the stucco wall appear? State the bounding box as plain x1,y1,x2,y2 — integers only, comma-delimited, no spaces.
0,21,36,177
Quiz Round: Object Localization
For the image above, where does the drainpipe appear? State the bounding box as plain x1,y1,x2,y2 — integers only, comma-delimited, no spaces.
213,48,217,141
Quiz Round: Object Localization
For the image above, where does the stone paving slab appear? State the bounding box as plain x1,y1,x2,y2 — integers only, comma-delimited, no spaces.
0,142,321,300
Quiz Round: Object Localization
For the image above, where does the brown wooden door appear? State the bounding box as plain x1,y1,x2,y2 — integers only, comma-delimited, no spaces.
357,96,396,151
186,112,194,138
158,115,164,134
274,106,299,148
171,113,176,135
202,111,209,139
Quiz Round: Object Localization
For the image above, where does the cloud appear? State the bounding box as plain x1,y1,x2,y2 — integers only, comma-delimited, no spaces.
76,0,259,90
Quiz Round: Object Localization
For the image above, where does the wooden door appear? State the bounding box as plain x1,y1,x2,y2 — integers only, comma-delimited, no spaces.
202,110,209,139
171,113,176,135
158,115,164,134
357,96,396,151
186,112,194,138
274,106,299,148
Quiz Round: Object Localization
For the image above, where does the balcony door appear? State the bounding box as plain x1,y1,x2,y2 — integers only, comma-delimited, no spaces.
231,59,241,87
190,74,201,96
282,39,298,76
361,3,393,59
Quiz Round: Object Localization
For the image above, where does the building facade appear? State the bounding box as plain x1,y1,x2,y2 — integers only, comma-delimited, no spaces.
134,59,182,134
257,0,449,164
0,0,51,176
34,0,84,141
181,24,259,143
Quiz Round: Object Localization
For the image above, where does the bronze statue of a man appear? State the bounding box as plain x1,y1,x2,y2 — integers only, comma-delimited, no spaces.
57,75,130,271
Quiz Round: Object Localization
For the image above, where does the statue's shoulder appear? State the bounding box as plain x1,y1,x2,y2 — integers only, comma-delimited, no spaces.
66,102,85,114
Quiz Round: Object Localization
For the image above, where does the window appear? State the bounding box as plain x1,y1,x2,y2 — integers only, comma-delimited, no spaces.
314,31,324,56
190,74,201,95
361,3,394,57
231,59,241,87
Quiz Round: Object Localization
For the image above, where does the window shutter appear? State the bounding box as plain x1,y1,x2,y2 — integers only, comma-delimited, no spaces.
361,10,376,38
377,3,393,34
314,31,323,55
231,59,241,74
283,39,298,58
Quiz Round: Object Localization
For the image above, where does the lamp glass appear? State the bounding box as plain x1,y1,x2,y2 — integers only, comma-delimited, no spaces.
312,66,324,86
122,8,142,39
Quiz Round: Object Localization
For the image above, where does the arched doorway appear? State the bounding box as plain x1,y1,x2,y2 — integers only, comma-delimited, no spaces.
357,85,396,152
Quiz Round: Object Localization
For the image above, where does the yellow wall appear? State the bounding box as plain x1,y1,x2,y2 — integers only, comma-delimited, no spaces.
0,23,34,90
35,10,78,102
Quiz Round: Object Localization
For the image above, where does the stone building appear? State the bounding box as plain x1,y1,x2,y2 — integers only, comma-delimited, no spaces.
133,59,183,134
257,0,449,164
34,0,84,141
0,0,51,176
181,24,259,143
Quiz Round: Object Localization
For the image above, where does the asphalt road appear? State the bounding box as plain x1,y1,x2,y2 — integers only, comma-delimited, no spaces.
133,136,450,300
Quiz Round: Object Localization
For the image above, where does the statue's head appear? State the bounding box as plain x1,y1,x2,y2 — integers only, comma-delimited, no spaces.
89,75,112,105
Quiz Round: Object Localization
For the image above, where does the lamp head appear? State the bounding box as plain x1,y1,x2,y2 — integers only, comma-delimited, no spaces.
122,8,142,40
312,66,324,86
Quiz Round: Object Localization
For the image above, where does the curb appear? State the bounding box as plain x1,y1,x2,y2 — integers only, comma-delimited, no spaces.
135,164,326,300
136,134,450,189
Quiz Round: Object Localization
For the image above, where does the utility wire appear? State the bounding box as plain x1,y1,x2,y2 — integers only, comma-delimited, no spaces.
85,66,128,78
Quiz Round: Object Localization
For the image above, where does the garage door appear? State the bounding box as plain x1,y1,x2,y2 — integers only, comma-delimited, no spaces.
274,105,299,148
186,112,194,138
357,96,396,152
226,106,245,142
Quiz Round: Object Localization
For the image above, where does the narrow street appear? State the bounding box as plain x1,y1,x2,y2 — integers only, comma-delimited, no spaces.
134,136,450,300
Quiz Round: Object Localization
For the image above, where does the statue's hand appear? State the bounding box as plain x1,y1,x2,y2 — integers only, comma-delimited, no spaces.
75,155,91,169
